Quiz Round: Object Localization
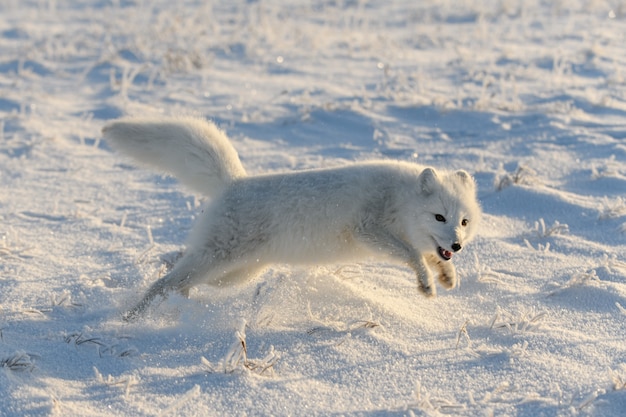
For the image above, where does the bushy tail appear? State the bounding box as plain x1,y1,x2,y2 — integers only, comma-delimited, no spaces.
102,117,247,196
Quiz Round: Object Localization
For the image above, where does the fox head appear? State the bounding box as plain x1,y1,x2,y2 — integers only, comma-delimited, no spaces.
406,167,481,260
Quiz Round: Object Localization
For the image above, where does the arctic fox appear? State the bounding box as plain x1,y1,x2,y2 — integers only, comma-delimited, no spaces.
102,117,481,321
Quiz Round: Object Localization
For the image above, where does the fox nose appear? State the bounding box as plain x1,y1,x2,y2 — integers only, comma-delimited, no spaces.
451,242,462,252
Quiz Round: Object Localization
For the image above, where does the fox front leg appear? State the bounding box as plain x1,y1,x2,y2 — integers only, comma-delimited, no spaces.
426,254,457,290
408,254,436,297
354,225,436,297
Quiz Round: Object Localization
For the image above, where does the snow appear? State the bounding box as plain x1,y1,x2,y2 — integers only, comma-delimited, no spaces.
1,0,625,415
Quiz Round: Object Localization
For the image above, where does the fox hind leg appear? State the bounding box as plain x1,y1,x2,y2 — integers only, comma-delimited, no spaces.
122,251,264,321
122,262,200,321
178,265,264,296
123,251,226,321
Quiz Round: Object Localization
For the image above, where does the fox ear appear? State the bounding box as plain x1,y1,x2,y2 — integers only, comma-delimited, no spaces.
420,168,439,194
455,170,476,190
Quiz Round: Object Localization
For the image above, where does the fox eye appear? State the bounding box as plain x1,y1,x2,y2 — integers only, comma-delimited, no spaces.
435,214,446,223
461,219,469,227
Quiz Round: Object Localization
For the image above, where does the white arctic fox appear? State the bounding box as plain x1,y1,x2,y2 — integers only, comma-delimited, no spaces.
102,117,481,321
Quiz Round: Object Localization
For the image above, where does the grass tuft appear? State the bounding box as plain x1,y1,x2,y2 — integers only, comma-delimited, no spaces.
531,218,569,238
93,367,140,400
489,307,546,335
547,270,601,296
406,381,466,414
202,320,279,376
495,164,538,191
599,197,626,220
1,351,36,372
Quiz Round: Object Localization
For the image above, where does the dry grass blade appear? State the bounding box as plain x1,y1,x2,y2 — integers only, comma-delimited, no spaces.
610,365,626,390
576,389,605,411
157,385,201,417
51,291,83,308
456,319,471,349
349,320,380,330
65,332,105,347
306,326,333,335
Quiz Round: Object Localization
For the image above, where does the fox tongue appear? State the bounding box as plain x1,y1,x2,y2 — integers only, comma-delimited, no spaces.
438,247,453,261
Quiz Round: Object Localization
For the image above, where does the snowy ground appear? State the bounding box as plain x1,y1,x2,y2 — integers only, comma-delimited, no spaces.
1,1,626,416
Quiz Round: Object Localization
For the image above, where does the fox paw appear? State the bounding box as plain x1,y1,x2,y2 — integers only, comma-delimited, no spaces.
418,280,437,297
437,267,457,289
426,254,457,290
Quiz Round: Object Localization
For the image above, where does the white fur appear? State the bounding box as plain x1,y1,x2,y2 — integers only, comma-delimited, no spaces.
102,117,246,195
102,117,481,321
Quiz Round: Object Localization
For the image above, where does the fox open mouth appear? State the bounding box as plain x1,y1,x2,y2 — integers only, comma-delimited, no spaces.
437,246,453,261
